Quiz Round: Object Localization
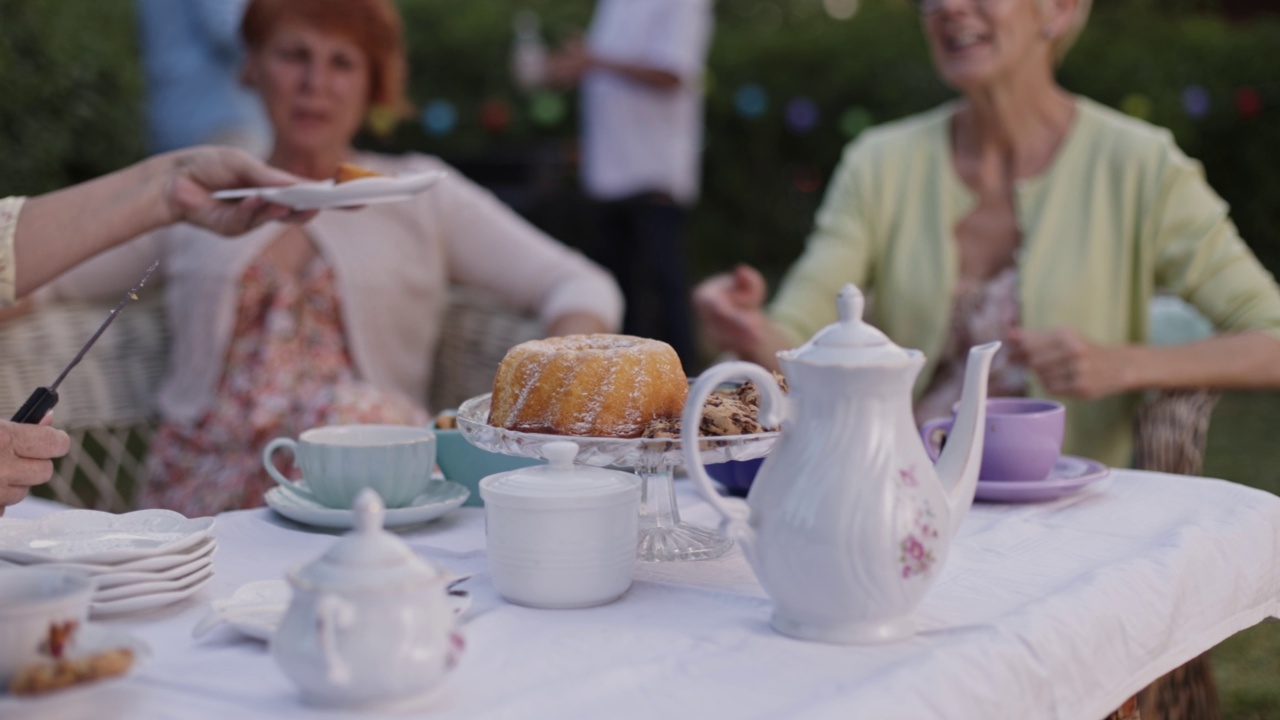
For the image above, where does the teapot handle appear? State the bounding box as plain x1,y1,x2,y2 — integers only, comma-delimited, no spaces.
316,593,356,686
682,362,788,533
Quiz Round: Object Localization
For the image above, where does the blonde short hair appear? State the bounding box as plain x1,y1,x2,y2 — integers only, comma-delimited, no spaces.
1046,0,1093,63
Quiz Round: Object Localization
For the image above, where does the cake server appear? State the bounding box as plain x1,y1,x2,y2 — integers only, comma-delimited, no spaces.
10,261,160,423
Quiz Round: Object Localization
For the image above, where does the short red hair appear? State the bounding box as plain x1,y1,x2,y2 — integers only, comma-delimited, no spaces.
241,0,410,115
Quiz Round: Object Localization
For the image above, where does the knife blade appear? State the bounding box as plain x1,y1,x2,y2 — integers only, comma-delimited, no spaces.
11,261,161,424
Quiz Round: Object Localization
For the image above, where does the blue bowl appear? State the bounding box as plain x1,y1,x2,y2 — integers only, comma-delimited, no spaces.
433,426,543,507
705,458,764,497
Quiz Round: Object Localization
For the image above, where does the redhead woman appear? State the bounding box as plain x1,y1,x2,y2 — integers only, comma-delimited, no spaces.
695,0,1280,469
41,0,621,516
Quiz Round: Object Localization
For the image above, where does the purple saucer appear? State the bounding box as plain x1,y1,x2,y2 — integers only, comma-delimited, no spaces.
974,455,1110,503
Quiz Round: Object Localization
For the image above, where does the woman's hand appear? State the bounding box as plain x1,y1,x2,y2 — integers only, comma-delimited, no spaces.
693,265,771,354
1007,327,1133,400
162,147,317,236
0,414,71,515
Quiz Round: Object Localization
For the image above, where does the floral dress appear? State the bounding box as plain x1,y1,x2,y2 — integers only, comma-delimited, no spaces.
140,253,428,517
915,266,1028,425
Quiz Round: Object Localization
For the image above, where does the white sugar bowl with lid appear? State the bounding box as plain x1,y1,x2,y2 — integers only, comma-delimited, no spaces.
271,489,462,709
481,441,641,608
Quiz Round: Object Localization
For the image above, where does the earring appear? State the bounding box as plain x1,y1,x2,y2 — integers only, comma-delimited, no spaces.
1042,26,1057,39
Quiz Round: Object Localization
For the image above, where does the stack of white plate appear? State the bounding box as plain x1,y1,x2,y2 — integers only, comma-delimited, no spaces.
0,509,216,618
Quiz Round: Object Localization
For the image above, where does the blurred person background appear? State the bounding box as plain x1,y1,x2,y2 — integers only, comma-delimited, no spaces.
135,0,272,155
541,0,715,374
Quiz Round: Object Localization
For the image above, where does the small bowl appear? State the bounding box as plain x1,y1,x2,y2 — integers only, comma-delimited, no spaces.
433,423,543,507
0,567,94,683
706,458,764,497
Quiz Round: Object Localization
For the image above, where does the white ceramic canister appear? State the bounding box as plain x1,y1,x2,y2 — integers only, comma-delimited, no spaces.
480,441,640,609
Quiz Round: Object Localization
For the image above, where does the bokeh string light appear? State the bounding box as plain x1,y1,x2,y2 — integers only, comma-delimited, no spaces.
421,99,457,137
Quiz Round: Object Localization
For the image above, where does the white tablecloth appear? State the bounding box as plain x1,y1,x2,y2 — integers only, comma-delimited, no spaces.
4,470,1279,720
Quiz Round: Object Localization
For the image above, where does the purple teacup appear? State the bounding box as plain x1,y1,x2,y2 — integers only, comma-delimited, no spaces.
920,398,1065,482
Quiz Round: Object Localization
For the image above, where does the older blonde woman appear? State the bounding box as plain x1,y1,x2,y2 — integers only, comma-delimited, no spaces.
695,0,1280,469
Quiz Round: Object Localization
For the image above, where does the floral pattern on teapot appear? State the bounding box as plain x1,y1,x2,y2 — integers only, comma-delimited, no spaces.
898,470,941,579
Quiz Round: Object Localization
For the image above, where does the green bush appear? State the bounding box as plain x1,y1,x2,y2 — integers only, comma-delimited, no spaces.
0,0,144,197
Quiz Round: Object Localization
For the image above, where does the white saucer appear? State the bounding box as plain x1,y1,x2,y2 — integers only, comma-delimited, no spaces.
92,549,217,590
94,565,215,603
90,571,213,618
195,577,473,642
265,481,469,530
0,537,218,577
0,509,214,565
212,170,445,210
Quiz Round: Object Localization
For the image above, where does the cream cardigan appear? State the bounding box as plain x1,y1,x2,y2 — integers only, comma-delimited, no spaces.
770,97,1280,468
38,152,623,423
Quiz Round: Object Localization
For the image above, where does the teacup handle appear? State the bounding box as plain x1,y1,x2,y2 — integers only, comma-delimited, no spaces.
920,417,955,462
262,438,318,503
682,362,787,534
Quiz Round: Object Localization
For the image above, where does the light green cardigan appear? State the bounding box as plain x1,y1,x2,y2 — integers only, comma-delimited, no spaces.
769,96,1280,468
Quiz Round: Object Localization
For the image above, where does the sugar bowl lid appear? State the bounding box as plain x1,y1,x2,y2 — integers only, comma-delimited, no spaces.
290,489,447,592
480,441,639,509
784,283,914,366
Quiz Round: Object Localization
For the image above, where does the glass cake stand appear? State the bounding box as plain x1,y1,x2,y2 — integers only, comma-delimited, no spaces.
456,393,777,562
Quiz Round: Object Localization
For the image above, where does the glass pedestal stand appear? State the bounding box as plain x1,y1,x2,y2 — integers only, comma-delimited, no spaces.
635,457,731,562
456,393,776,563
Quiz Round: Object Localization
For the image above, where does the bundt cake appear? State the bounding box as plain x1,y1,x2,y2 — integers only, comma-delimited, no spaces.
489,334,688,438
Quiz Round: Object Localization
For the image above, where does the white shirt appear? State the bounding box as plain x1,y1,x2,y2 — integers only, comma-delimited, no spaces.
581,0,714,206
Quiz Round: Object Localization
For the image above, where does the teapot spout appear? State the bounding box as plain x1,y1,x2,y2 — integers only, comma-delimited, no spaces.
936,341,1000,538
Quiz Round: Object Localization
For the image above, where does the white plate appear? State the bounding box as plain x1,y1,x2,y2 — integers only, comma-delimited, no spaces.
0,510,215,565
265,481,469,530
0,538,220,579
94,555,214,591
2,624,151,697
212,170,446,210
90,571,213,618
196,578,473,642
91,545,218,589
93,565,214,603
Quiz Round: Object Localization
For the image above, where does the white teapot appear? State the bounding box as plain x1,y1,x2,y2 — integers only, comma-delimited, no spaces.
271,489,462,708
683,284,998,644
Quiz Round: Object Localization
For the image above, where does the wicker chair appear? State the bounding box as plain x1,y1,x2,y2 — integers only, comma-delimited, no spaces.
0,287,540,512
1101,389,1223,720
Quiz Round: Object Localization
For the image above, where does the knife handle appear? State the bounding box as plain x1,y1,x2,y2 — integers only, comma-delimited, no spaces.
12,387,59,424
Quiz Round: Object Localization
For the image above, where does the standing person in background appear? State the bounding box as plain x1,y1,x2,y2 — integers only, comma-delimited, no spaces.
545,0,715,373
135,0,271,155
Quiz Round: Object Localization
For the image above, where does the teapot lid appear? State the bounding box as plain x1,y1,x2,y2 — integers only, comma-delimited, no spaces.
292,489,448,592
786,284,914,366
479,441,639,509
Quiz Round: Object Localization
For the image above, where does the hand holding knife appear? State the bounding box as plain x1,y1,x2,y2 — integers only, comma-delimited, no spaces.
11,261,160,424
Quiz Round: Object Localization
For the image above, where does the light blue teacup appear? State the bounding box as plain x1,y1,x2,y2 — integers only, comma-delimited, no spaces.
433,424,542,507
263,424,436,509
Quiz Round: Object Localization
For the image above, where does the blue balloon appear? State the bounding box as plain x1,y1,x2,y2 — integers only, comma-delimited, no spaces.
735,84,768,119
421,100,457,136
